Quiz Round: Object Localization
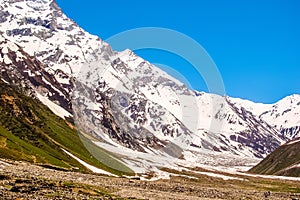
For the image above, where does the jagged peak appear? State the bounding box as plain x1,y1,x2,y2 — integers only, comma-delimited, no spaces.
26,0,54,4
1,0,58,12
118,48,136,58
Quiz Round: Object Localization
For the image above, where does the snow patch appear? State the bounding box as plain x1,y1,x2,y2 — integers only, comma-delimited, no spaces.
61,148,118,177
36,92,72,118
286,138,300,145
1,78,9,84
189,170,244,181
3,55,12,64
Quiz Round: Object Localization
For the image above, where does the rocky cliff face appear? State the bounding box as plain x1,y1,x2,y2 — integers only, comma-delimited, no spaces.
0,35,71,112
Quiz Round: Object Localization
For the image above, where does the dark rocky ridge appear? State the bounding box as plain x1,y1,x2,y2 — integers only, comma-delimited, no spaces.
250,137,300,177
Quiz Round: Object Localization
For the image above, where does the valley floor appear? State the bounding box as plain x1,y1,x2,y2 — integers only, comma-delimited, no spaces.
0,159,299,200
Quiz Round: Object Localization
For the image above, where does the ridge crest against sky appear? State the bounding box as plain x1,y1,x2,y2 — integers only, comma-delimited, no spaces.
56,0,300,104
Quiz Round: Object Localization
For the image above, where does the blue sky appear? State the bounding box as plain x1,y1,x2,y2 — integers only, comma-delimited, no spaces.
56,0,300,103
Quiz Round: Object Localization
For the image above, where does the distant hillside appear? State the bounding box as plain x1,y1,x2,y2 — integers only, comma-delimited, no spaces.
249,138,300,177
0,80,133,176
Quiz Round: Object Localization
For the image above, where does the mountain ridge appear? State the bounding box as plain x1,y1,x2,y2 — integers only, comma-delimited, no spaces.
0,0,299,176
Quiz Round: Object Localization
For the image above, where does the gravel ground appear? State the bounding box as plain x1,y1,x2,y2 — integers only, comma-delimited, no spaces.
0,159,299,200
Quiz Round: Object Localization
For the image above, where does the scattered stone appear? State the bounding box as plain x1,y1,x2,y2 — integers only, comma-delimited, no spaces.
0,158,299,200
264,191,271,198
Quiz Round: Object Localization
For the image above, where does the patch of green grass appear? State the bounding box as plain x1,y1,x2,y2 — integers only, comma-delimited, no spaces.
60,180,130,199
0,125,68,166
161,167,300,194
249,142,300,177
79,134,134,175
0,82,134,176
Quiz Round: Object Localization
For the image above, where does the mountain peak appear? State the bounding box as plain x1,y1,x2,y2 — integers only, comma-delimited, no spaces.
276,94,300,105
285,94,300,100
0,0,60,15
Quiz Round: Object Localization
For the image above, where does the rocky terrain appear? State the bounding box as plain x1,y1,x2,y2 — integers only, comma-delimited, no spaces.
0,159,299,200
0,0,299,173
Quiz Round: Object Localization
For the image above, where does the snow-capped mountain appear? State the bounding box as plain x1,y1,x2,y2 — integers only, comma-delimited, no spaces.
229,95,300,140
0,0,299,173
0,0,112,113
259,95,300,139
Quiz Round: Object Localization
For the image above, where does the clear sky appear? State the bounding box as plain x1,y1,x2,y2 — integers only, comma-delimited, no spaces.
56,0,300,103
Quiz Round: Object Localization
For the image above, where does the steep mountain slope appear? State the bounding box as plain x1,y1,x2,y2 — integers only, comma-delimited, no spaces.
0,0,111,89
259,95,300,140
0,0,299,175
0,34,72,115
249,137,300,177
0,80,133,176
229,95,300,140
